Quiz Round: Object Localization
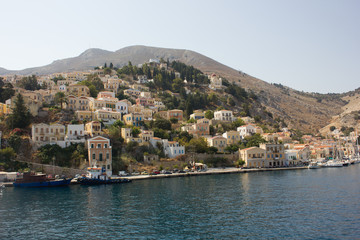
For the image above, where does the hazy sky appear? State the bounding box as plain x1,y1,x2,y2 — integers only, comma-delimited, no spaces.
0,0,359,93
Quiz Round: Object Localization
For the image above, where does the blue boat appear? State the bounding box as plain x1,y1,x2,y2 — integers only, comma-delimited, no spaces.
13,172,72,188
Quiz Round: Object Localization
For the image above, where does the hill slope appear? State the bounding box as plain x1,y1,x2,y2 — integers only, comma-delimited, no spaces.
0,45,348,133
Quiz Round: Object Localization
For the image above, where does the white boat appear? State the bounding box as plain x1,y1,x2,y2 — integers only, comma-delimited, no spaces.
324,160,343,167
342,160,351,166
308,162,320,169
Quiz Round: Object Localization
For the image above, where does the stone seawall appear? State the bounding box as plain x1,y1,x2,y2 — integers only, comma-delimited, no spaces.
27,162,87,177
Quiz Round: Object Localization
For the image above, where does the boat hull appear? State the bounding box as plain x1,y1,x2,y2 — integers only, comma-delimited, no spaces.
78,177,131,185
13,179,72,188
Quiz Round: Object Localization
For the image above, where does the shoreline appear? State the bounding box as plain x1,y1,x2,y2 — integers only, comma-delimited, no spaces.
117,166,308,181
1,166,308,187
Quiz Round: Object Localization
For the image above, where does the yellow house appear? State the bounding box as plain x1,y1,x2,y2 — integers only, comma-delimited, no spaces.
123,112,144,127
76,111,95,121
67,95,90,111
87,136,112,177
85,121,102,137
222,131,241,145
206,136,227,153
239,147,266,168
0,103,9,115
66,84,90,97
94,109,122,124
260,143,285,167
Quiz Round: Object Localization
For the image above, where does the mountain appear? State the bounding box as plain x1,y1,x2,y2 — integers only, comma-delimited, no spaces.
0,45,351,133
319,88,360,136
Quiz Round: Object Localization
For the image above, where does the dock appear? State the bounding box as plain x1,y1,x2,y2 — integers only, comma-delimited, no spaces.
118,166,308,181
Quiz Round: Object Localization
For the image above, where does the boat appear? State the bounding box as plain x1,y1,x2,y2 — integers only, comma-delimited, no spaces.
308,162,320,169
323,160,343,168
13,172,72,187
341,160,351,166
77,167,131,185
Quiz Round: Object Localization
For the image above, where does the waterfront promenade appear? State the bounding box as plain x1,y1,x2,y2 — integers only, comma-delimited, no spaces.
119,166,308,181
1,166,308,187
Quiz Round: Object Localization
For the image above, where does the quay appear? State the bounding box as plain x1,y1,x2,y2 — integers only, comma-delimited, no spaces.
119,166,308,181
1,166,308,187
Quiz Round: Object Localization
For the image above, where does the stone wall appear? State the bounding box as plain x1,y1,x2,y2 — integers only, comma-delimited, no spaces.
189,153,238,162
27,162,87,177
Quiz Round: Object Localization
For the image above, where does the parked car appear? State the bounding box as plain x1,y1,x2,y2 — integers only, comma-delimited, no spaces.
161,170,172,174
153,170,160,175
141,171,148,175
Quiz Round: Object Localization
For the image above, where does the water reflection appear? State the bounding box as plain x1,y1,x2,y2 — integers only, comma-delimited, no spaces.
1,165,360,239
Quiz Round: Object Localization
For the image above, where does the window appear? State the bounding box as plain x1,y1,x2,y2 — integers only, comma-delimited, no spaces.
99,153,103,161
106,153,109,159
92,153,96,160
91,144,94,148
97,144,101,148
35,128,38,133
104,144,108,148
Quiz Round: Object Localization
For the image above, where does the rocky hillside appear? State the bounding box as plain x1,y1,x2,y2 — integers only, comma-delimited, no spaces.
0,45,352,133
319,89,360,135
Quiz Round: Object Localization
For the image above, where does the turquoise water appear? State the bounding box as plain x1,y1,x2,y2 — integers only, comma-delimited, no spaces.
1,165,360,239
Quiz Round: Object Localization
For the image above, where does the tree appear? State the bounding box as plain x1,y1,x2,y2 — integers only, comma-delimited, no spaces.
8,135,22,153
207,146,218,154
131,127,141,138
6,94,32,129
55,92,67,109
244,134,266,148
225,144,239,153
232,118,246,128
205,110,214,119
152,119,172,130
187,137,208,153
0,79,15,103
170,117,178,124
17,75,41,90
228,97,235,106
236,160,245,168
104,68,112,75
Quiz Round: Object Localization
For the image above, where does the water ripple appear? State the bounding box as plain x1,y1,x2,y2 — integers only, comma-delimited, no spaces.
1,165,360,239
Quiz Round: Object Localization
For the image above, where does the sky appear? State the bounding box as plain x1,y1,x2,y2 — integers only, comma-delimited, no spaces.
0,0,359,93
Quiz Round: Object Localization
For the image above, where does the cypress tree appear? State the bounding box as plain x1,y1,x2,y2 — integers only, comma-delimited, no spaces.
7,94,32,129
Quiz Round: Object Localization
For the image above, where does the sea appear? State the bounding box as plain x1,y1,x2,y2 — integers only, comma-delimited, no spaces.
1,165,360,240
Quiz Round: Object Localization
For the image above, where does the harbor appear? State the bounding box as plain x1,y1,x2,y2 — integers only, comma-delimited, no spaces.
1,163,360,239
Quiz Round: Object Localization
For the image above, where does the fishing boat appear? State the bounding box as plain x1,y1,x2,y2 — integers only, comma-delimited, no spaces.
13,172,72,187
308,162,320,169
77,167,131,185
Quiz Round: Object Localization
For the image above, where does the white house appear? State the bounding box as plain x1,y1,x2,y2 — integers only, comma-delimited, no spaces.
65,124,85,146
115,100,129,116
66,124,85,140
214,110,234,122
237,124,256,137
162,140,185,158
